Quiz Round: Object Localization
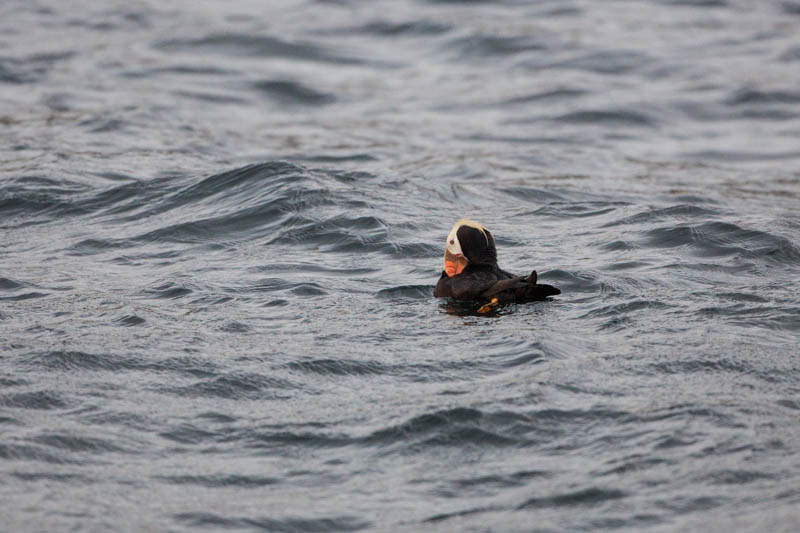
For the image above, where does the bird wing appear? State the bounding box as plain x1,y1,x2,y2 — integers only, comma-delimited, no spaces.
435,272,498,301
480,276,528,298
435,270,559,302
448,277,499,301
482,271,560,302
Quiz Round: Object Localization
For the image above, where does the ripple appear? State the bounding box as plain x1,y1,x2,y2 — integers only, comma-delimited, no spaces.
66,237,133,256
122,64,239,78
230,278,328,297
113,314,146,327
31,433,124,453
581,299,671,319
548,50,652,74
448,469,552,490
291,283,328,296
641,221,800,263
0,391,67,410
444,33,550,60
119,163,356,245
726,87,800,106
11,471,91,483
503,87,587,105
552,109,655,127
78,115,128,134
0,52,74,84
0,443,77,464
142,282,193,299
665,0,727,5
240,429,351,450
365,407,631,450
0,176,90,224
276,214,394,254
0,277,24,290
0,291,48,301
517,487,628,510
543,269,610,295
700,304,800,331
708,469,777,485
364,407,528,449
604,204,720,227
499,186,566,203
174,90,248,105
0,415,22,426
780,46,800,62
23,351,220,378
253,80,335,106
351,20,451,36
155,33,364,65
650,357,761,377
532,201,623,219
600,240,639,252
165,373,299,400
174,512,370,532
24,350,125,371
218,321,250,332
158,474,280,488
376,285,432,300
146,162,306,214
288,358,389,376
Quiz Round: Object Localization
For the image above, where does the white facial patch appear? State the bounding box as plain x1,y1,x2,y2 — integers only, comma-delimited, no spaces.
445,218,488,254
445,223,464,257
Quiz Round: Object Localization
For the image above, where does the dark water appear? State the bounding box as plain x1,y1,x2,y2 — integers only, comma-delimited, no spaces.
2,0,800,530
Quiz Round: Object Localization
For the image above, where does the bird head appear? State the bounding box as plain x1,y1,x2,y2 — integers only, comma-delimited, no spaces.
443,218,497,277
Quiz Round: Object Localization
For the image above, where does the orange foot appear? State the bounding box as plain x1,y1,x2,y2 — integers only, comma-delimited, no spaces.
477,297,500,314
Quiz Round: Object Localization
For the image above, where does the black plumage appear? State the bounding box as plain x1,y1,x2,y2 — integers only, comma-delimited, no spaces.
433,223,560,303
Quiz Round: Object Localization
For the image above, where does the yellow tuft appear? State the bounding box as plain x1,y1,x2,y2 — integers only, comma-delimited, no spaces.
454,218,489,245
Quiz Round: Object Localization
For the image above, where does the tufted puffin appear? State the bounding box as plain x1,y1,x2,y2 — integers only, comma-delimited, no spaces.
433,218,560,308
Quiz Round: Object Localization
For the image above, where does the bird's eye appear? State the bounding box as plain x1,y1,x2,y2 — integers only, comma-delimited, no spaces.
449,239,454,245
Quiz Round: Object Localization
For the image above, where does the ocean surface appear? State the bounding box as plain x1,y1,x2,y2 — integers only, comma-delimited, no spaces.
2,0,800,531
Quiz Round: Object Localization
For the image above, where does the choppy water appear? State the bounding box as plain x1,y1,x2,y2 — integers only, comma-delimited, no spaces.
2,0,800,531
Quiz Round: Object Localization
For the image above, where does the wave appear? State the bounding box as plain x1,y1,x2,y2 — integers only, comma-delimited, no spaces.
442,34,550,60
0,52,74,84
252,79,335,106
516,487,628,510
30,433,124,453
375,284,432,299
155,33,364,65
641,221,800,263
0,176,92,226
603,204,720,226
545,49,653,74
342,20,451,37
165,373,300,400
287,358,390,376
158,474,280,488
726,87,800,106
173,512,370,532
23,350,220,378
8,163,404,260
0,390,68,410
551,109,656,127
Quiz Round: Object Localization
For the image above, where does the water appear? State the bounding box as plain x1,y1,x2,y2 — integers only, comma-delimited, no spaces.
2,0,800,530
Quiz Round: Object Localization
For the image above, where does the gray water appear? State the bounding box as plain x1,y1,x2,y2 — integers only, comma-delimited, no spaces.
2,0,800,531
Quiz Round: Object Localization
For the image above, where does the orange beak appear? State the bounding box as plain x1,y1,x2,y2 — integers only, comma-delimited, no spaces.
444,249,468,277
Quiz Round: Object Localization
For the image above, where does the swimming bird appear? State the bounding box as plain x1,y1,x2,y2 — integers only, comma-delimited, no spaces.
433,218,560,308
